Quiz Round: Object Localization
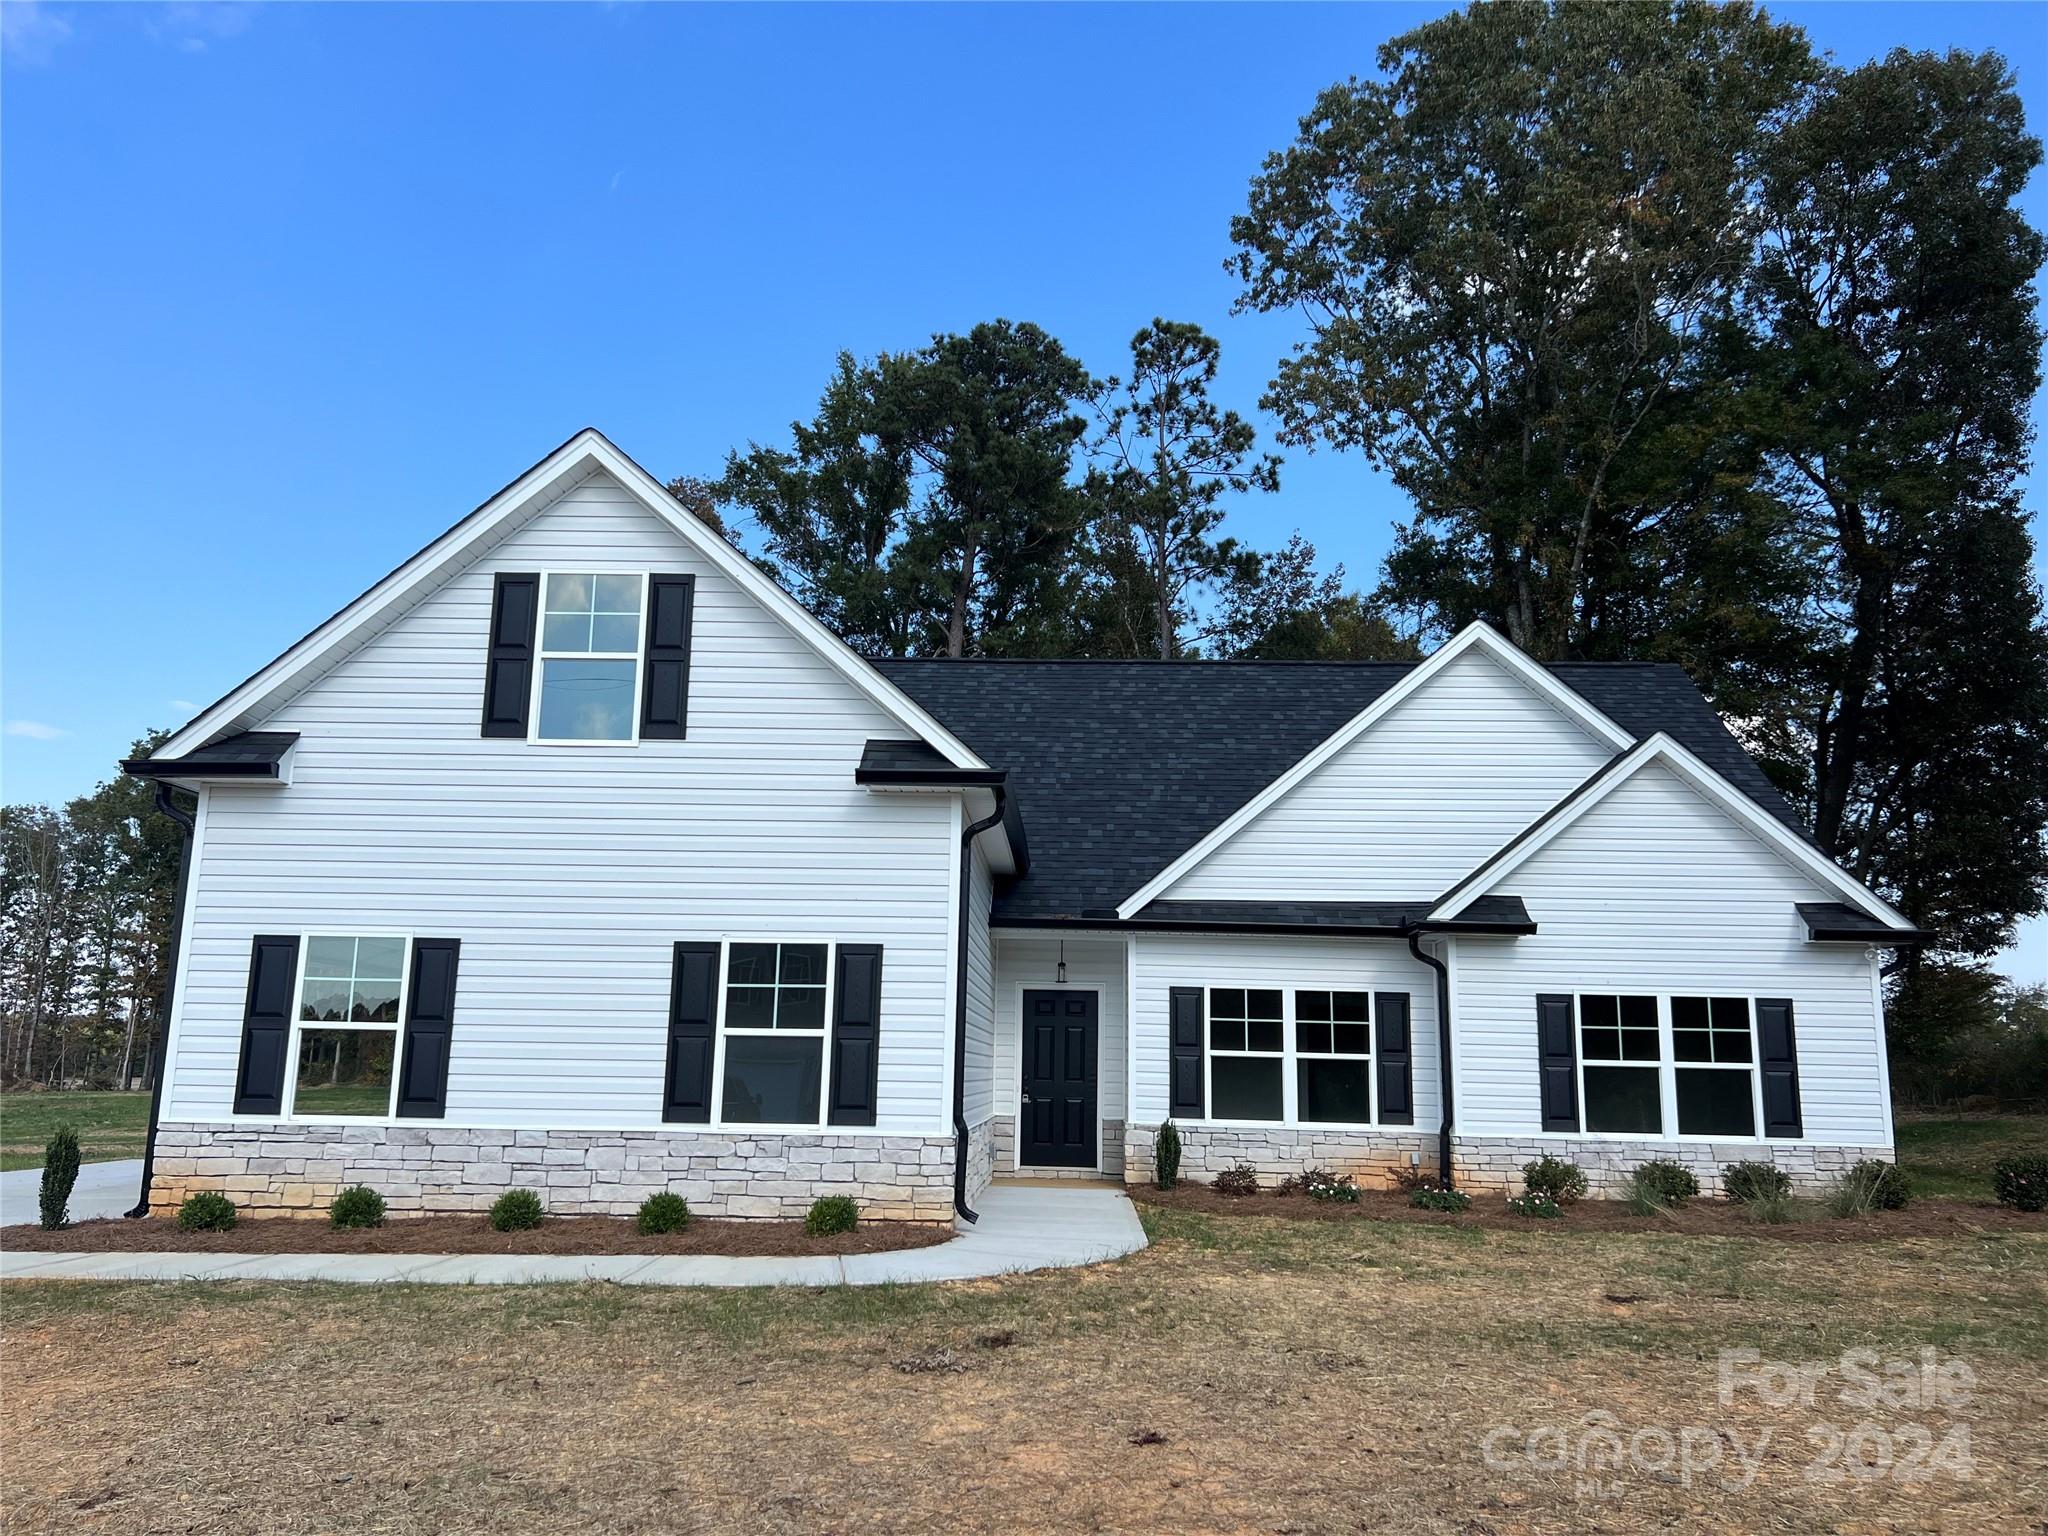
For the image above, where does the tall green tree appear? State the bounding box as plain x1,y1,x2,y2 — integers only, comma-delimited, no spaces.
1738,47,2048,958
1086,320,1281,658
1207,535,1419,662
1228,0,1814,659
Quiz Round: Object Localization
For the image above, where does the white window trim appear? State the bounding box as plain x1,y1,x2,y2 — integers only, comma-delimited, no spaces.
527,569,650,746
1195,985,1383,1131
1567,991,1770,1144
708,938,837,1132
281,930,414,1125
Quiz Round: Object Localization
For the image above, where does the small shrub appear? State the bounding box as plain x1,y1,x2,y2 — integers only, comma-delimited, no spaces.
1991,1154,2048,1212
637,1192,692,1234
1520,1154,1587,1207
1284,1166,1360,1204
1828,1159,1910,1218
1505,1191,1563,1219
489,1188,545,1232
805,1195,859,1235
1211,1163,1261,1198
1390,1163,1432,1194
1742,1191,1795,1225
1154,1121,1182,1191
1624,1160,1700,1215
1722,1161,1793,1205
328,1185,386,1229
1407,1184,1470,1213
38,1126,81,1230
177,1191,237,1232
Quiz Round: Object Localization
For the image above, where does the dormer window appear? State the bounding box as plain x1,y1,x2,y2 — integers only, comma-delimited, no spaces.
533,572,645,742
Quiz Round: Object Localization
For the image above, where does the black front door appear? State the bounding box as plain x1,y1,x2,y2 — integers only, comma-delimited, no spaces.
1020,989,1098,1168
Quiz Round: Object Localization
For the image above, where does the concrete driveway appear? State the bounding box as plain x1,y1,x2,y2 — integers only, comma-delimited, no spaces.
0,1159,143,1227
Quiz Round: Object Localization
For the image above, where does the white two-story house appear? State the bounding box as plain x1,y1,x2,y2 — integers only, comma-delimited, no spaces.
128,430,1922,1222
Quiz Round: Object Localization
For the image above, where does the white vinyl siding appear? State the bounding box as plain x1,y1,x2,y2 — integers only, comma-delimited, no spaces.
1128,932,1439,1128
1162,648,1613,903
165,470,957,1134
993,933,1129,1127
1451,761,1890,1146
962,843,997,1128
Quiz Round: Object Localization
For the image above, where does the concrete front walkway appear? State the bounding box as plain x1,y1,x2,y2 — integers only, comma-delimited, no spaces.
0,1181,1147,1287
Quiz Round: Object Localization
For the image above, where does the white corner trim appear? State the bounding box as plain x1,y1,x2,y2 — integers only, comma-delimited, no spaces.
154,429,988,771
1112,623,1633,919
1428,731,1916,932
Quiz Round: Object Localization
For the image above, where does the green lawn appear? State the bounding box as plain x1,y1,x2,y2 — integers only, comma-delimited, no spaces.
1896,1110,2048,1199
0,1091,152,1172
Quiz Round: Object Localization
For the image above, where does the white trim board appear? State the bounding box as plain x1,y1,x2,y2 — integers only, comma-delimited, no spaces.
153,429,988,771
1114,623,1633,919
1427,732,1916,933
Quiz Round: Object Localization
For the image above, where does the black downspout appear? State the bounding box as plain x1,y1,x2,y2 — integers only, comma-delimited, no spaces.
127,782,196,1219
952,785,1007,1225
1406,928,1454,1190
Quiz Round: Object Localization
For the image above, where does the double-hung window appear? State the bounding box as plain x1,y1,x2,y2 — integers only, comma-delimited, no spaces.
719,942,830,1125
1295,990,1372,1124
289,935,409,1119
1578,994,1662,1134
1207,988,1284,1121
1672,996,1759,1136
534,572,645,742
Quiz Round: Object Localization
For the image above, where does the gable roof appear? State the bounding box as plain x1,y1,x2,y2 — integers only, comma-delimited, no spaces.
1111,623,1633,918
151,430,987,771
1428,733,1916,933
876,651,1808,924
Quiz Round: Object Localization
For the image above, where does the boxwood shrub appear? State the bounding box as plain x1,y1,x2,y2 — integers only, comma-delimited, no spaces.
637,1192,692,1234
1991,1154,2048,1212
805,1196,859,1236
329,1185,387,1229
177,1191,238,1232
1625,1159,1700,1214
1828,1159,1910,1217
489,1188,545,1232
1721,1161,1793,1205
1520,1154,1587,1207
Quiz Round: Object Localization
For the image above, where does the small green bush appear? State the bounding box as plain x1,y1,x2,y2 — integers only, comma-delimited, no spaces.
489,1188,545,1232
328,1185,386,1229
1212,1163,1261,1198
805,1196,859,1236
637,1192,692,1234
1722,1161,1793,1205
1282,1166,1360,1203
1991,1154,2048,1212
38,1126,81,1231
1154,1121,1182,1191
177,1191,238,1232
1407,1184,1470,1213
1506,1191,1563,1219
1520,1154,1587,1207
1828,1159,1910,1217
1624,1160,1700,1214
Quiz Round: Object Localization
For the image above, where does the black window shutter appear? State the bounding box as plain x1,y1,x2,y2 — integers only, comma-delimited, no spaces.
663,941,720,1123
480,572,540,738
827,943,884,1126
1536,993,1580,1132
1756,997,1804,1139
232,935,301,1116
395,938,461,1119
1375,992,1414,1124
640,573,695,740
1168,986,1205,1119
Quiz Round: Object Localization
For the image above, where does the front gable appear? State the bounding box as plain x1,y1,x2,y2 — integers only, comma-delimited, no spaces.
1147,635,1619,907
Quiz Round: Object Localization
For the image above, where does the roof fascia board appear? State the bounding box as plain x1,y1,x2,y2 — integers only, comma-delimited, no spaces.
156,431,988,771
1112,622,1633,919
1430,732,1916,932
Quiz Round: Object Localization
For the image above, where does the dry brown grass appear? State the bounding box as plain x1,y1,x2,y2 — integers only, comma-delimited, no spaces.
3,1207,2043,1535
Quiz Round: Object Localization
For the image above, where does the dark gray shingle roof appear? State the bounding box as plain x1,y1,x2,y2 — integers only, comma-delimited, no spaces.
875,658,1805,923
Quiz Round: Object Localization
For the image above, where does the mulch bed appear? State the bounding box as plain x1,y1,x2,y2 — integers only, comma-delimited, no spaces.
3,1213,952,1257
1130,1182,2047,1240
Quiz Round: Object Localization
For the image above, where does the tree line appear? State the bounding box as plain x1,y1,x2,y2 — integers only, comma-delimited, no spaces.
4,1,2043,1094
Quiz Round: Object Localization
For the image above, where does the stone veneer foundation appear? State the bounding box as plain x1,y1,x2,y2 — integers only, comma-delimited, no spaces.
150,1122,990,1223
1116,1123,1892,1198
990,1115,1127,1179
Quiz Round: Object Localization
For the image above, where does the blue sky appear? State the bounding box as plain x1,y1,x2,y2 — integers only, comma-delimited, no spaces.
3,1,2043,982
